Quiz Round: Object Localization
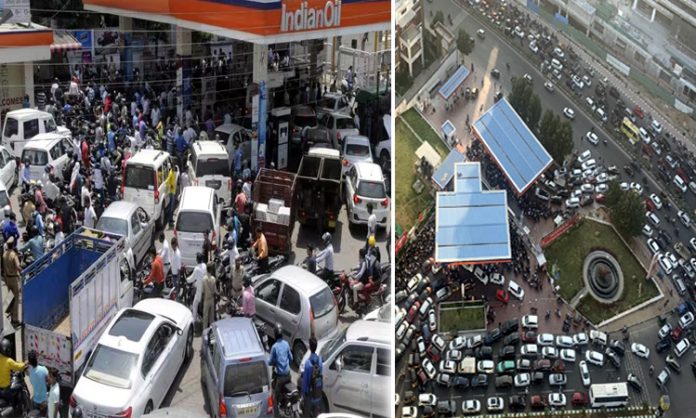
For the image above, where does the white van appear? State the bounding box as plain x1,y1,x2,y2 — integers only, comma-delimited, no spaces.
2,109,70,157
20,133,75,182
122,149,176,228
174,186,221,267
639,127,651,144
214,123,251,173
187,141,232,205
674,175,687,193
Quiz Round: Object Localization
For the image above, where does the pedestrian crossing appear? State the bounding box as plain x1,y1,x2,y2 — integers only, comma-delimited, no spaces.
623,348,652,406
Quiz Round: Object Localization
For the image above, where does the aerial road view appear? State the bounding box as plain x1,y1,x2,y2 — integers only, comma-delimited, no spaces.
0,1,391,418
395,0,696,416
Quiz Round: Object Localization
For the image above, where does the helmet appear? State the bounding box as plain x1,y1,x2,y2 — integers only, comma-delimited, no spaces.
322,232,332,244
36,181,43,188
196,252,206,264
275,323,283,340
0,339,12,357
368,235,376,248
72,406,84,418
243,275,252,288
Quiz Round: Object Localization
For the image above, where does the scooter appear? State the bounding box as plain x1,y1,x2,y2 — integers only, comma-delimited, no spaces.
0,371,34,417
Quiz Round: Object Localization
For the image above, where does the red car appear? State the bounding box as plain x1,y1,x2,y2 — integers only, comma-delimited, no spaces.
633,105,645,119
496,289,510,304
645,198,655,211
407,301,421,323
672,326,683,342
595,194,606,204
572,391,589,407
522,330,537,343
530,395,547,409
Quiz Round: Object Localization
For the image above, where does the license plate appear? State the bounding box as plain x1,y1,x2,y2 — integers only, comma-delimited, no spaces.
206,180,222,189
235,406,259,416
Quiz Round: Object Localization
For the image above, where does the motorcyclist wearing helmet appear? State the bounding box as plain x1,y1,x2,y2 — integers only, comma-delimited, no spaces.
269,324,293,418
241,276,255,318
315,232,334,282
186,252,207,322
350,248,376,304
0,338,27,405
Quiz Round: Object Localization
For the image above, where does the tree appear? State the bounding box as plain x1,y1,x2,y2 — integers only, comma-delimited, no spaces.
605,180,623,208
610,190,644,237
553,120,574,163
527,94,542,130
538,110,556,146
457,29,475,55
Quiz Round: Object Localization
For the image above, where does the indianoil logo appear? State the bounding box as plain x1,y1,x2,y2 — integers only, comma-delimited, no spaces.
280,0,342,32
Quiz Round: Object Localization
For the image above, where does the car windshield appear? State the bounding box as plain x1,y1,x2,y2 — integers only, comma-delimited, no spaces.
224,361,269,397
345,143,370,157
176,211,214,233
310,287,335,319
195,158,229,177
336,118,356,130
83,344,138,389
357,181,386,199
319,98,337,109
294,115,317,128
125,165,154,189
21,149,48,166
320,327,347,359
96,216,129,237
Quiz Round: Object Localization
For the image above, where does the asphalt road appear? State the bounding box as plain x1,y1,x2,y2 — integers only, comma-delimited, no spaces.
455,1,696,239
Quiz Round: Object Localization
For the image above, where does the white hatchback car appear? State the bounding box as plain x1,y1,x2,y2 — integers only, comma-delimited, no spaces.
549,393,566,407
563,107,575,119
508,280,524,300
341,135,373,176
70,299,194,418
585,350,605,366
522,315,538,329
537,333,554,346
579,360,591,386
344,162,389,228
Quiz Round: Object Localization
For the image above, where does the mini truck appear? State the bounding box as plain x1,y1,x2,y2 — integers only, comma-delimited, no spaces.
294,147,343,232
22,227,132,387
252,168,296,254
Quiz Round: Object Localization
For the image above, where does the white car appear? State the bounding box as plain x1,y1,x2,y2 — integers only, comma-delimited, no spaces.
651,120,663,134
690,237,696,253
489,273,505,286
529,41,539,54
619,182,630,191
544,81,555,92
477,360,495,374
422,358,437,379
647,239,661,255
523,74,533,84
560,349,576,362
375,114,391,169
418,393,437,407
658,254,674,274
513,26,525,38
630,182,644,194
549,393,566,407
537,333,554,346
674,338,690,357
486,397,504,412
577,150,591,163
565,197,580,208
553,47,565,59
595,183,608,194
428,309,437,332
522,315,538,329
678,210,691,227
513,373,531,387
573,333,589,346
344,162,389,228
439,360,457,374
585,350,605,366
402,406,418,418
579,360,591,386
596,173,609,183
646,211,660,226
649,193,663,210
341,135,373,176
586,131,599,145
589,330,607,346
563,107,575,119
581,183,594,194
0,145,16,188
556,335,574,348
631,343,650,359
581,159,596,171
461,399,481,415
70,299,195,418
679,312,694,329
508,280,524,300
642,224,654,237
542,347,558,359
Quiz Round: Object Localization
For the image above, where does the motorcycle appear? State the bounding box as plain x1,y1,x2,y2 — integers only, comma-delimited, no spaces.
339,273,387,316
0,371,34,417
272,376,302,418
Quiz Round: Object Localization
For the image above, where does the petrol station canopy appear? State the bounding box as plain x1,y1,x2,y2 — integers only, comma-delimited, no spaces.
472,98,553,195
435,162,511,264
83,0,391,44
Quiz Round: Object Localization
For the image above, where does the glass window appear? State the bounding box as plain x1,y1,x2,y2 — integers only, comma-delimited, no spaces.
3,118,18,138
256,279,281,306
224,361,270,397
21,149,48,166
49,143,62,160
176,211,213,233
0,191,9,208
208,328,220,375
345,143,370,157
131,212,141,235
1,149,11,163
44,118,57,133
309,287,335,319
125,165,155,189
356,181,386,199
108,309,155,341
335,118,356,130
195,158,229,177
83,344,138,389
376,348,391,376
96,216,129,237
279,285,301,315
23,120,40,139
0,153,5,169
335,345,373,374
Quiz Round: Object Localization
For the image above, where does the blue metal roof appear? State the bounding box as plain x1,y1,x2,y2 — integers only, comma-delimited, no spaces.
472,98,553,194
441,120,456,137
435,162,511,263
432,148,466,190
438,65,470,100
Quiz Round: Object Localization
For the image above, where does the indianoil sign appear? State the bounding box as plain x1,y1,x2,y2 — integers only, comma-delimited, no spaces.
280,0,341,33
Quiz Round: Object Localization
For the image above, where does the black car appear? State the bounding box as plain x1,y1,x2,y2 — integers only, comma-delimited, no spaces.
531,371,545,385
452,376,470,389
499,345,516,359
605,348,621,368
437,400,456,415
475,346,493,360
623,165,634,176
501,318,519,335
627,373,642,391
494,91,504,102
490,68,501,79
471,374,488,388
610,340,626,356
465,87,471,99
503,332,520,346
666,355,681,373
509,395,526,410
656,338,671,353
609,86,620,99
484,328,503,345
691,361,696,378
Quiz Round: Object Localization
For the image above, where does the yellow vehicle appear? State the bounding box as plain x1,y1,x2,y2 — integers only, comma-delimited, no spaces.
621,117,639,144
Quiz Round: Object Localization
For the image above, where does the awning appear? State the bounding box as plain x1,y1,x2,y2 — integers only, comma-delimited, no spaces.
50,31,81,53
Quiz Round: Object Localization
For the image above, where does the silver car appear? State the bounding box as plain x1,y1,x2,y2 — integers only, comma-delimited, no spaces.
96,201,155,275
300,320,390,418
254,266,339,363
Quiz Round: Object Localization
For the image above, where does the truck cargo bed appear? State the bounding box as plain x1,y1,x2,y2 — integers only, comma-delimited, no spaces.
55,316,71,337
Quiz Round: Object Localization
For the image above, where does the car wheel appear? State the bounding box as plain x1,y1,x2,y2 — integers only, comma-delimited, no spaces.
144,401,153,415
185,326,194,362
293,341,307,367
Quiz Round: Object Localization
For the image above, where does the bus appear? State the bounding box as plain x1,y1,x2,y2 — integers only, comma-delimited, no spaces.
621,117,640,144
589,382,629,408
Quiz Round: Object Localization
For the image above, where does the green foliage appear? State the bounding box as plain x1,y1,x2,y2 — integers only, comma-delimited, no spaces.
536,110,573,164
456,29,475,55
610,189,644,237
527,94,542,129
605,180,623,208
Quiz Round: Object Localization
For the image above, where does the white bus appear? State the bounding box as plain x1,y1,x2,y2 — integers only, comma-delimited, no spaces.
589,382,629,408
